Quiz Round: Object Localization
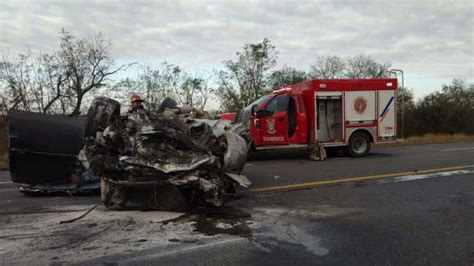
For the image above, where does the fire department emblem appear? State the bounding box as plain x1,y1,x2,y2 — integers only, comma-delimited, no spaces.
266,118,276,134
354,96,367,114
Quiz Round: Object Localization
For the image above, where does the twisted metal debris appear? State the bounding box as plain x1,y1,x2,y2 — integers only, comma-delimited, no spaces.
80,98,251,211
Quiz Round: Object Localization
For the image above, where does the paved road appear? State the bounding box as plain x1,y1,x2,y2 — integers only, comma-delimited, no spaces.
245,142,474,189
1,142,473,265
116,171,474,266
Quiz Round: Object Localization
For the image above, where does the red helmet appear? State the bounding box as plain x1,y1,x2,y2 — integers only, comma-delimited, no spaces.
130,94,143,103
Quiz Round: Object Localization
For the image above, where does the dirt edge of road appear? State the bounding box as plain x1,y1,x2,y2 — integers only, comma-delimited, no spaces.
376,133,474,147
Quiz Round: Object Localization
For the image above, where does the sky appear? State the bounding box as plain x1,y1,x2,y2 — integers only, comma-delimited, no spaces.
1,0,473,103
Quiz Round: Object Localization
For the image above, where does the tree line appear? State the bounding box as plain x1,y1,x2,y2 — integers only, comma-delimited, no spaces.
0,30,472,136
399,80,474,136
0,30,131,116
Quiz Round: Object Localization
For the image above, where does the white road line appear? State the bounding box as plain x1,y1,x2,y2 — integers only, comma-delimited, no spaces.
378,170,474,184
0,182,13,185
440,147,474,152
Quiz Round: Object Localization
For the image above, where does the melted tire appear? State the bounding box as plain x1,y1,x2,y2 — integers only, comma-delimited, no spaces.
84,97,120,139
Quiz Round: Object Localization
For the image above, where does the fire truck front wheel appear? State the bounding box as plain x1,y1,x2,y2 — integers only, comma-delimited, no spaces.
347,132,371,157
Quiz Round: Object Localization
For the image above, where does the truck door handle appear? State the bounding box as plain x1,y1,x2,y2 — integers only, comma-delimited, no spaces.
278,117,285,122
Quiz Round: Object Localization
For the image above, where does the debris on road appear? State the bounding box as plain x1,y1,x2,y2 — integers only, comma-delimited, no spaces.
81,97,251,211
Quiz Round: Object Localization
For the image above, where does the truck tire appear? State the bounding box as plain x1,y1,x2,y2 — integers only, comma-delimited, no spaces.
84,97,120,139
346,132,371,157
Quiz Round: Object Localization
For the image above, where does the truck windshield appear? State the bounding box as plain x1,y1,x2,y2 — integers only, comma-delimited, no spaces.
236,95,272,125
247,95,271,109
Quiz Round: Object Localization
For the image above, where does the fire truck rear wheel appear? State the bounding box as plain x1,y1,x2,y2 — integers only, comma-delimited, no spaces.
347,132,371,157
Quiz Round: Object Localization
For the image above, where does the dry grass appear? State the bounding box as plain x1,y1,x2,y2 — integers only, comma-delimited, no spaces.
377,133,474,147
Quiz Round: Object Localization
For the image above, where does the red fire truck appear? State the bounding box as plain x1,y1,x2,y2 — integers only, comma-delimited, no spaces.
231,78,398,158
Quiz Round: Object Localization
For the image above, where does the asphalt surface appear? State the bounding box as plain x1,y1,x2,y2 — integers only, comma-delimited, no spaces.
245,142,474,188
1,142,473,265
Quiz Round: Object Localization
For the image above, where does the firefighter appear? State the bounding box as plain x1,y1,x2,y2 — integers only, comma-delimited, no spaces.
128,94,149,114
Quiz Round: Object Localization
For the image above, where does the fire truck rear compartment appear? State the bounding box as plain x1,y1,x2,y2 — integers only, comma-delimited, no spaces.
317,98,343,142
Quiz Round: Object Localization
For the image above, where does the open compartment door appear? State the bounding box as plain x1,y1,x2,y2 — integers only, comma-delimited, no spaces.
315,91,343,142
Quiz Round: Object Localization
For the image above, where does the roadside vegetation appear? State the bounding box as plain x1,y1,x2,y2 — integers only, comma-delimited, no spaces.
403,134,474,145
398,79,474,137
0,30,472,169
377,133,474,147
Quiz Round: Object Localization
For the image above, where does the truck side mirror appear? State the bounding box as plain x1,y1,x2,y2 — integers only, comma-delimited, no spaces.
251,104,258,117
256,109,273,118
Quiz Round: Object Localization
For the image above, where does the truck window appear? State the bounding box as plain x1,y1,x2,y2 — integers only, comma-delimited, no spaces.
266,94,289,113
249,95,271,107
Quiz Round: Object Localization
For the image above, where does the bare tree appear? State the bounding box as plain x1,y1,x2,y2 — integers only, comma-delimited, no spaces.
0,52,70,115
269,67,308,89
310,56,346,79
110,64,177,112
441,78,474,108
137,63,184,111
111,63,213,112
309,55,391,79
217,38,278,111
216,70,241,113
57,29,131,116
107,77,142,108
0,53,33,113
345,55,391,78
178,77,213,109
0,30,129,116
31,53,71,114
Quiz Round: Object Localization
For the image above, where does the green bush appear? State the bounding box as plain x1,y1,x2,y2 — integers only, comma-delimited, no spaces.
399,79,474,137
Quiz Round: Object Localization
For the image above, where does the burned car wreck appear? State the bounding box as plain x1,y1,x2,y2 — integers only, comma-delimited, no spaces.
9,97,251,211
82,97,250,211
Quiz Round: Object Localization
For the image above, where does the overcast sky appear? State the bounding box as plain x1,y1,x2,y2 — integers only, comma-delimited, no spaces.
1,0,473,100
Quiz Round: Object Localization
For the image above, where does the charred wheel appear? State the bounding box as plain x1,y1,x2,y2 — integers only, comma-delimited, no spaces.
346,132,371,157
84,97,121,139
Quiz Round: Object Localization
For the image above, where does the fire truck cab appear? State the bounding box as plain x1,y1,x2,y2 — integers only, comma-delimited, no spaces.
245,79,398,157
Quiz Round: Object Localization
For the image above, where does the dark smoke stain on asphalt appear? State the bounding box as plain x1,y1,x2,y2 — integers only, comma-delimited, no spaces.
192,213,252,237
190,206,252,237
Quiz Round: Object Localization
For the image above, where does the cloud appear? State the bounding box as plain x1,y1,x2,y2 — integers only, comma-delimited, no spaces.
0,0,472,95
